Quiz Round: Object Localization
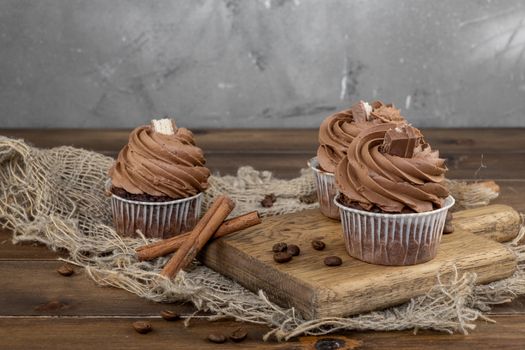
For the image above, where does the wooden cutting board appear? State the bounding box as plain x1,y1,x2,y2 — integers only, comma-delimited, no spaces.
200,204,520,319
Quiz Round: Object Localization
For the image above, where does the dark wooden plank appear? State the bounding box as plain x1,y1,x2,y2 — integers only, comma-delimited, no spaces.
492,179,525,212
423,128,525,155
1,128,524,154
0,316,524,350
0,261,191,316
0,229,64,260
0,318,290,350
204,152,525,180
2,129,523,179
350,315,525,350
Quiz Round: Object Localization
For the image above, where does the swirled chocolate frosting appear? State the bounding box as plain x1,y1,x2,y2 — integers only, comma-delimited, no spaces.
335,123,449,213
317,101,406,173
109,122,210,199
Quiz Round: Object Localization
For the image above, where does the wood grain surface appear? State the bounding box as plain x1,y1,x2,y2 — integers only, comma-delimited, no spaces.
201,206,519,319
454,205,523,242
1,128,524,179
0,128,524,349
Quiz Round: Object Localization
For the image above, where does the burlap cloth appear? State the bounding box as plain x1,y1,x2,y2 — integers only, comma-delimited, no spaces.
1,136,524,341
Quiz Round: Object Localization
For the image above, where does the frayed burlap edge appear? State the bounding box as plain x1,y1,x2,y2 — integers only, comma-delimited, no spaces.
1,136,524,342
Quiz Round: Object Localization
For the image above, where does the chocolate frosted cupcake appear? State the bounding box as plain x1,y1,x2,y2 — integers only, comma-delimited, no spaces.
309,100,406,219
334,123,454,265
108,118,210,238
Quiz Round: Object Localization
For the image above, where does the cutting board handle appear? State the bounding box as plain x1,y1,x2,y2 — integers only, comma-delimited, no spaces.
454,204,521,242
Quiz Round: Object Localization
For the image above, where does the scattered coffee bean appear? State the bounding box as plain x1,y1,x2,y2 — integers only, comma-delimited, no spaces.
229,327,248,342
446,211,453,221
132,321,152,334
261,194,277,208
443,223,454,234
207,333,227,343
272,242,288,253
160,310,180,321
311,240,326,251
299,192,317,204
56,264,75,277
287,244,300,256
324,256,343,266
273,251,292,264
261,197,274,208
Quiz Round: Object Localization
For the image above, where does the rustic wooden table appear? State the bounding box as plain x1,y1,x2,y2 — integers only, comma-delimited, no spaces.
0,128,524,350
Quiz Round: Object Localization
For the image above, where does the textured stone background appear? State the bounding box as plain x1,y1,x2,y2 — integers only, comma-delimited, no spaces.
1,0,525,128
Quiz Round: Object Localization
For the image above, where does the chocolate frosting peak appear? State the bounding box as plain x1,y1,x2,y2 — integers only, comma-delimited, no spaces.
335,123,449,213
109,124,210,199
317,101,406,173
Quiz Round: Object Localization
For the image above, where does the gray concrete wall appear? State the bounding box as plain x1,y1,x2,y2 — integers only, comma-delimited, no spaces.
1,0,525,128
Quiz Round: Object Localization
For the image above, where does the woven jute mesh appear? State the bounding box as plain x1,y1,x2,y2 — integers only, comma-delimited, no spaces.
1,136,524,341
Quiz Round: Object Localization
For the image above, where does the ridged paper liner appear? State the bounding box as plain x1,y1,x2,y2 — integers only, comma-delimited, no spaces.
308,157,340,220
334,194,455,266
106,180,202,239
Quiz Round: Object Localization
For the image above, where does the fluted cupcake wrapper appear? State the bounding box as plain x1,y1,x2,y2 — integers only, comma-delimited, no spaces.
334,194,455,266
308,157,340,220
106,180,202,239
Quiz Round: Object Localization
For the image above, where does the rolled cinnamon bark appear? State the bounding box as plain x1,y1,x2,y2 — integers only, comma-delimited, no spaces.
136,211,260,261
160,195,235,278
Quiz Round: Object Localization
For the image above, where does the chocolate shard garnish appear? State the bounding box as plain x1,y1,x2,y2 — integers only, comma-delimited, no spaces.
351,100,372,123
370,105,405,123
381,124,424,158
370,100,384,109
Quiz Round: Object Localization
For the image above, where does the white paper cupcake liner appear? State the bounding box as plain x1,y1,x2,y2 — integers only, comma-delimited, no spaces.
308,157,340,220
334,194,455,266
106,180,203,239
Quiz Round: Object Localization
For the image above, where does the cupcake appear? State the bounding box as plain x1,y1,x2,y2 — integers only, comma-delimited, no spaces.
310,100,406,219
107,118,210,238
333,123,454,265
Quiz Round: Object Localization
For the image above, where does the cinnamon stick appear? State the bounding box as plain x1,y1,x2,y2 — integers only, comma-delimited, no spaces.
160,195,235,278
136,211,260,261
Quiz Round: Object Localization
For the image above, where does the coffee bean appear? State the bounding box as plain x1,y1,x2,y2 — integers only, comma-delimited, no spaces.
443,223,454,234
446,211,453,221
311,240,326,251
261,194,277,208
160,310,180,321
207,333,227,343
272,242,287,253
132,321,152,334
324,256,342,266
287,244,300,256
261,197,274,208
229,327,248,342
56,264,75,277
273,251,292,264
